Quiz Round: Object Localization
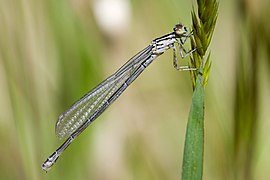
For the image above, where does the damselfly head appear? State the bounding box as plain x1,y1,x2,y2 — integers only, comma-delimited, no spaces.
174,23,188,37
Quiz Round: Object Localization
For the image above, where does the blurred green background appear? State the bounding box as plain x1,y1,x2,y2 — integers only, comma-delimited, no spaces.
0,0,270,179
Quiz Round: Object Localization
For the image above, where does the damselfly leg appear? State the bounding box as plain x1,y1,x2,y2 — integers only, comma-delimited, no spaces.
172,40,197,71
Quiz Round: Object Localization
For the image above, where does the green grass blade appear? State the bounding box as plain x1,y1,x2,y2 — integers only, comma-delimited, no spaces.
182,66,205,180
182,0,218,178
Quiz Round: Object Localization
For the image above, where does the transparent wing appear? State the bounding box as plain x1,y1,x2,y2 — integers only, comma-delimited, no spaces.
55,45,152,139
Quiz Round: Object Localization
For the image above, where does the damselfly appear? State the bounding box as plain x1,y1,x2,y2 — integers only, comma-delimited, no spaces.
42,23,196,172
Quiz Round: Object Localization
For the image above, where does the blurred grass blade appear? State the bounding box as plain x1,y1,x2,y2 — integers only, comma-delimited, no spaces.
182,66,204,180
